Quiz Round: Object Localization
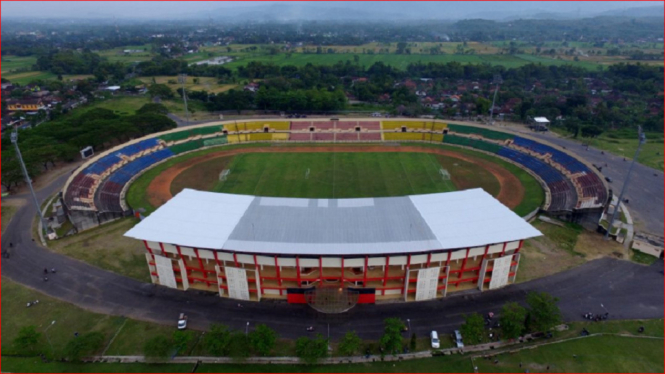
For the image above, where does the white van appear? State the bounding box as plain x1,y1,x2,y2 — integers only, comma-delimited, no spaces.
430,330,440,349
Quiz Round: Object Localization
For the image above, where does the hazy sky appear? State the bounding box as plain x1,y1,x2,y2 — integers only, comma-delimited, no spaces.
1,1,658,19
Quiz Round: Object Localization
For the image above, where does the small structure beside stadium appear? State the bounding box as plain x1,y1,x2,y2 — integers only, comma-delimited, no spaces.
125,188,541,307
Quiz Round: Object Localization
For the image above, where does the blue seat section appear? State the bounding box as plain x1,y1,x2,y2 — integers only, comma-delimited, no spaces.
108,148,174,185
498,148,575,211
83,139,161,176
498,148,565,184
513,137,588,173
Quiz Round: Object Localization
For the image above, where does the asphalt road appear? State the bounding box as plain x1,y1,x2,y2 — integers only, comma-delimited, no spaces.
2,172,663,339
508,127,664,236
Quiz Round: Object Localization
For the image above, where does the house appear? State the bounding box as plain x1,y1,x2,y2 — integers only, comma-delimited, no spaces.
6,99,46,112
244,82,260,93
529,116,550,132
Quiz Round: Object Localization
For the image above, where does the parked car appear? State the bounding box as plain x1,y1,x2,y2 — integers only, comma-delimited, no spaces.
453,330,464,348
605,176,613,183
177,313,188,330
430,330,440,349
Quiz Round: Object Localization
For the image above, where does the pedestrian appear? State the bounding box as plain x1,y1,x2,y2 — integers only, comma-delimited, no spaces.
43,268,48,275
43,277,48,282
74,332,79,337
519,362,522,368
51,268,57,273
547,365,550,370
8,242,12,248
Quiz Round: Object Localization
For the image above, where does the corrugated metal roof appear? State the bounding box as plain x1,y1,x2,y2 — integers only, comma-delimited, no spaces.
124,188,542,256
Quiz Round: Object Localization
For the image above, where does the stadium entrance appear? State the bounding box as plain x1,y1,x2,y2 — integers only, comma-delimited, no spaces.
305,286,359,314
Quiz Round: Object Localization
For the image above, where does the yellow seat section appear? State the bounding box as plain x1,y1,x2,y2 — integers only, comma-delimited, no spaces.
226,134,243,143
271,133,290,141
249,133,273,141
383,133,427,141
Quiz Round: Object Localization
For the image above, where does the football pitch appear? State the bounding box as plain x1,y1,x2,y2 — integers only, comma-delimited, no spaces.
213,152,460,198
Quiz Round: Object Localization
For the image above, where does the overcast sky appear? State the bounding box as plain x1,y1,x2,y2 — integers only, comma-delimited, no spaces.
1,1,658,19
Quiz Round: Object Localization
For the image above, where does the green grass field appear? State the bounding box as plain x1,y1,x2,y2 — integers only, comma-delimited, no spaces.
1,55,38,73
214,152,459,198
3,333,662,373
128,143,542,216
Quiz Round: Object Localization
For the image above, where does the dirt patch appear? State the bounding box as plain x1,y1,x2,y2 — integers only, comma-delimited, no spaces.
147,145,525,209
574,231,627,260
170,156,233,196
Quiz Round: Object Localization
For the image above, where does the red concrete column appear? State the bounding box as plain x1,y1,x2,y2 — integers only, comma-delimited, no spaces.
143,240,154,259
319,256,323,283
382,256,390,296
515,240,524,254
158,242,166,256
363,256,369,287
274,256,282,296
458,248,470,279
500,242,508,257
341,257,345,285
213,251,222,268
193,248,205,273
253,254,262,295
233,252,239,267
296,256,301,287
426,253,431,268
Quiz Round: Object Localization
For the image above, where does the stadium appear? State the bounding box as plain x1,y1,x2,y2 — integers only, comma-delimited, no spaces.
60,118,610,308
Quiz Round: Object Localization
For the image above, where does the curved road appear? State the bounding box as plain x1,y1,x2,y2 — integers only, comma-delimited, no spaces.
2,141,663,340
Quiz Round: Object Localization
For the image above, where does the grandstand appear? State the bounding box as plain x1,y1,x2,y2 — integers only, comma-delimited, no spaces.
61,119,608,232
125,188,541,303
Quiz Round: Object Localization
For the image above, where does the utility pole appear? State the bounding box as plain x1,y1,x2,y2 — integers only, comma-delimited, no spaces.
11,129,48,236
604,127,645,240
178,73,190,125
489,74,502,125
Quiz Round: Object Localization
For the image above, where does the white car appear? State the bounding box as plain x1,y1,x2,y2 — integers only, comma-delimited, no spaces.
177,313,187,330
430,330,440,349
454,330,464,348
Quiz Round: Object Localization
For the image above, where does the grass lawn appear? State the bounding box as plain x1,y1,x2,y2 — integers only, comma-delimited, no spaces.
2,71,57,85
138,75,237,94
2,205,18,235
73,96,153,117
474,335,664,373
1,55,37,73
127,143,543,216
550,128,665,171
47,218,151,282
214,152,459,198
631,249,660,266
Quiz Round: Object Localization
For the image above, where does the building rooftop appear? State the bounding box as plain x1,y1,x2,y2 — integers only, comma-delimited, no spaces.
125,188,542,256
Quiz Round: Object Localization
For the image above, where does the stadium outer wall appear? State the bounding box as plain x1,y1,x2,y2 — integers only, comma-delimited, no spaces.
142,238,524,304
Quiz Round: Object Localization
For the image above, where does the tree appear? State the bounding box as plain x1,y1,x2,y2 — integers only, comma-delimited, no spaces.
148,83,174,99
337,331,362,356
249,324,277,356
581,125,604,138
137,103,169,115
229,331,251,361
500,303,527,340
379,318,405,356
460,313,485,345
63,332,105,361
526,291,562,333
1,151,25,192
295,334,328,364
13,326,42,354
172,330,193,355
203,324,232,356
144,335,172,359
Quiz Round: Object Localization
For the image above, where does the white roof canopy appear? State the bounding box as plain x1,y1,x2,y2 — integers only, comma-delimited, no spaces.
125,188,541,256
533,117,550,123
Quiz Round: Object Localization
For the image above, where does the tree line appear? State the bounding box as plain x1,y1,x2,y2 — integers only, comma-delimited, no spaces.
1,104,176,192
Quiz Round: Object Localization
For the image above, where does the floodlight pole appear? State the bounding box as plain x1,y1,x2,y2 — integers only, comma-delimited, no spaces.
604,127,645,240
178,74,190,125
489,74,502,125
11,129,48,236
